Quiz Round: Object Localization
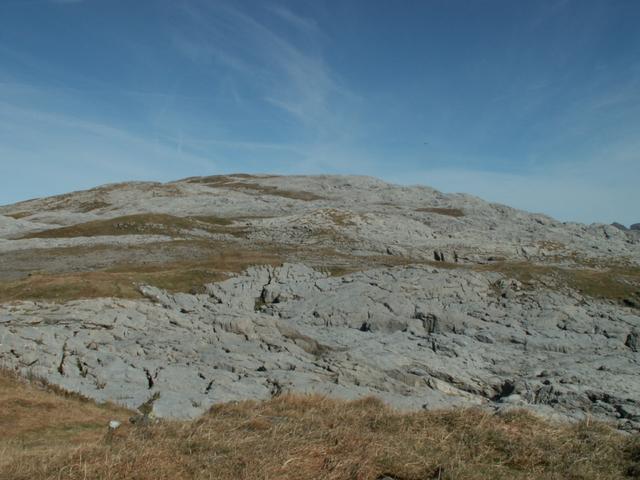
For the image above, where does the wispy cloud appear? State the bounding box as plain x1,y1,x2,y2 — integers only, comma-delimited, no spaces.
0,88,216,205
173,1,356,132
2,0,637,225
389,138,640,225
267,5,322,34
0,0,83,6
0,100,209,166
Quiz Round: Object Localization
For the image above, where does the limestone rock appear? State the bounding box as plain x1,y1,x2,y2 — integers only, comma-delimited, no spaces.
1,263,639,429
1,174,639,430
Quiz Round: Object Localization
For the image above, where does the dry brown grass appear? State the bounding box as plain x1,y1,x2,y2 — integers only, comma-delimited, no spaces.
0,243,284,302
22,213,245,239
0,369,132,478
0,236,426,303
75,200,112,212
416,207,465,218
188,175,325,201
476,261,640,305
326,209,356,226
536,240,565,251
3,211,33,219
1,369,638,480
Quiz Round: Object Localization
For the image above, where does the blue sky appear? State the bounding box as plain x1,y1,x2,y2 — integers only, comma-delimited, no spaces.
1,0,639,224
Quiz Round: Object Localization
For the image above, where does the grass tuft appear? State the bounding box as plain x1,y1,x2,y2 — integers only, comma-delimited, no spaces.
0,369,637,480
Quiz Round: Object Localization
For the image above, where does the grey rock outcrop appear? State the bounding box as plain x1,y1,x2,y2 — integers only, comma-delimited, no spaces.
1,174,638,266
2,263,639,430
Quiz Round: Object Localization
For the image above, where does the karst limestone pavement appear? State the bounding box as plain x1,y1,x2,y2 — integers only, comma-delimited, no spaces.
0,175,638,429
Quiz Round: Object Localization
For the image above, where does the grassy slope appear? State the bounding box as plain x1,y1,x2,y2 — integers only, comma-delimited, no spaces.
0,240,286,302
475,261,640,305
22,213,241,239
2,252,639,306
1,370,638,480
4,209,640,306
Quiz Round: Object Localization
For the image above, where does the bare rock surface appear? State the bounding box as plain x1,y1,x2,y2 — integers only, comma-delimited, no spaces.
1,174,638,264
1,174,639,429
1,262,638,429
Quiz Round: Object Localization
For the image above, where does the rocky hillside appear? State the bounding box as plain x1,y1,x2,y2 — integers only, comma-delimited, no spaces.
1,174,639,431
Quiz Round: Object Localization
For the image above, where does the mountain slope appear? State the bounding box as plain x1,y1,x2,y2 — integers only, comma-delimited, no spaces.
1,174,639,432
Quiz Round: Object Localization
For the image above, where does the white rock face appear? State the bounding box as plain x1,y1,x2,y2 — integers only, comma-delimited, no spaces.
1,263,638,429
0,174,639,429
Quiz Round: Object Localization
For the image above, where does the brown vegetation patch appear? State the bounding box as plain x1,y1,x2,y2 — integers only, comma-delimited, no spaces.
85,182,184,200
1,369,636,480
185,174,276,184
22,214,247,239
4,211,33,220
189,215,234,226
76,200,111,212
0,369,131,462
0,242,284,302
326,209,356,226
6,182,185,215
477,262,640,306
416,207,465,217
188,175,325,201
227,173,279,179
561,265,640,305
536,240,565,251
221,181,325,201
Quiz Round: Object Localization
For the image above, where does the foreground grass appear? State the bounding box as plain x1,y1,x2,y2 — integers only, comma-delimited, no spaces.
1,371,638,480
